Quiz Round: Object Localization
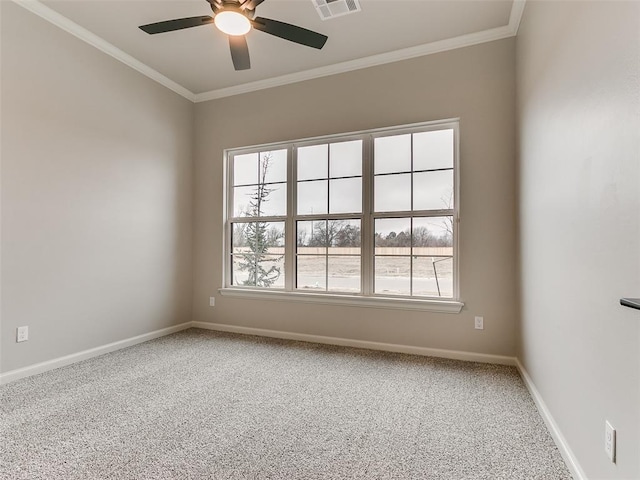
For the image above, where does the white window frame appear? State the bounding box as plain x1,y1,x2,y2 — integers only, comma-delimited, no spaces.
220,119,463,313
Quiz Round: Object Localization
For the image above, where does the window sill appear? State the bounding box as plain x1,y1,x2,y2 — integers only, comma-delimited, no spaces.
218,288,464,313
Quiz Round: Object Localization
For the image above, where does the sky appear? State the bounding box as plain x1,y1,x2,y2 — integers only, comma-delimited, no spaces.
232,130,454,231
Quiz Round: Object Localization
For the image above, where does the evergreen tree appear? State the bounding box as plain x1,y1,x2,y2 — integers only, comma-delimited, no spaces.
236,153,283,287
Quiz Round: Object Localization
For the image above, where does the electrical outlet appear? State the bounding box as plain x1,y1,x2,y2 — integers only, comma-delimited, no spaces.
16,326,29,343
209,296,216,307
605,421,616,463
474,316,484,330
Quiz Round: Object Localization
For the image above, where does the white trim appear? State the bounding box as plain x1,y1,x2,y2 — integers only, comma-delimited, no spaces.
219,288,464,313
0,317,519,388
222,119,462,309
11,0,196,102
0,322,192,385
226,118,462,154
193,321,513,365
508,0,527,35
194,25,514,102
516,359,586,480
12,0,525,103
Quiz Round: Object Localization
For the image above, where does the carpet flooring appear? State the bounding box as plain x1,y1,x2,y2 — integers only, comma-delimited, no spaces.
0,328,571,479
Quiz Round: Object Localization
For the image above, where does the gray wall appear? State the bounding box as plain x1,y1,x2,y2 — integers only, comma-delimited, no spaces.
193,38,519,357
0,2,194,373
516,1,640,478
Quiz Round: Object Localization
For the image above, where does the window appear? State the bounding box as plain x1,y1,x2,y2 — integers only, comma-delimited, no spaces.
225,120,460,308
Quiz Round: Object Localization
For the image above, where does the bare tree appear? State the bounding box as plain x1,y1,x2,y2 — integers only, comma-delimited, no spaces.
412,226,436,247
310,220,361,248
441,188,454,246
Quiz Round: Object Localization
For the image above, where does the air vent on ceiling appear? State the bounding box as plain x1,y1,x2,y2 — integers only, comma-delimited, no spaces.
313,0,361,20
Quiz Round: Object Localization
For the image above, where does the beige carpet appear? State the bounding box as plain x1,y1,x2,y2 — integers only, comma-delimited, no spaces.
0,328,571,479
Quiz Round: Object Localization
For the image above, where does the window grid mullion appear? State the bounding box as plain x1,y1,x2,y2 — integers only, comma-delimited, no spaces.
453,123,460,300
373,167,453,178
285,145,296,292
371,209,454,220
325,146,330,293
362,135,373,296
326,145,331,217
325,220,329,292
226,154,234,287
409,133,414,296
298,174,361,183
410,217,414,297
229,215,287,224
295,213,364,222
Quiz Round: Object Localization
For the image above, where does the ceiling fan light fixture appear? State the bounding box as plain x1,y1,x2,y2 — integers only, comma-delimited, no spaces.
214,11,251,36
139,0,329,71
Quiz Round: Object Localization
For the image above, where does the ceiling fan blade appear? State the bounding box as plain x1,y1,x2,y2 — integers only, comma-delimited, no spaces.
251,17,327,49
241,0,266,11
139,16,214,35
229,35,251,70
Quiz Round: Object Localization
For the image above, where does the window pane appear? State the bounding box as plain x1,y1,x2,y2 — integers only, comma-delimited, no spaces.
330,140,362,178
298,144,328,181
328,219,361,252
258,182,287,217
330,177,362,214
412,217,453,250
231,254,248,286
413,256,453,298
374,173,411,212
265,222,286,250
375,218,411,255
298,180,328,215
233,153,258,186
374,256,410,295
413,170,454,211
232,223,250,254
233,185,257,217
232,221,285,253
232,254,285,288
413,129,454,171
297,220,327,254
234,183,286,217
296,255,326,291
328,256,361,293
260,150,287,183
374,134,411,174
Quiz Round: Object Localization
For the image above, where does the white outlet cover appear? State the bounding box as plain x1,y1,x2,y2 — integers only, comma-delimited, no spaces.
209,297,216,307
474,316,484,330
605,421,616,463
16,326,29,342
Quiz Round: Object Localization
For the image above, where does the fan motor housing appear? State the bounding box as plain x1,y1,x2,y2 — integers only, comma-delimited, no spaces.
208,0,256,19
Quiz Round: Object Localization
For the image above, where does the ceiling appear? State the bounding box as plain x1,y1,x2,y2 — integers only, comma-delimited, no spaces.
23,0,524,101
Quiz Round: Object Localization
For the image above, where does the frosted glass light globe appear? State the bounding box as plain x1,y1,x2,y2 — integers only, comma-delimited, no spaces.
214,11,251,36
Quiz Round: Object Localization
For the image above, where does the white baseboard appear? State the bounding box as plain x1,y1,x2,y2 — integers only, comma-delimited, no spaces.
0,322,192,385
1,319,517,385
191,321,517,366
516,359,586,480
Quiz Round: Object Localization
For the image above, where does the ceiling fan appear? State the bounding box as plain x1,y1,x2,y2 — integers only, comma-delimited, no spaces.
139,0,328,71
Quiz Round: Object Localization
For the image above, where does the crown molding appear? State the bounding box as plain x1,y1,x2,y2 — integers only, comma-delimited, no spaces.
12,0,526,104
508,0,527,35
11,0,197,102
194,23,515,102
